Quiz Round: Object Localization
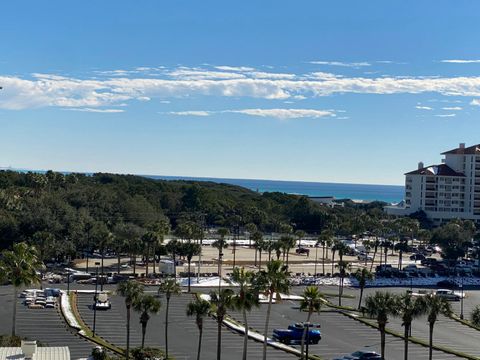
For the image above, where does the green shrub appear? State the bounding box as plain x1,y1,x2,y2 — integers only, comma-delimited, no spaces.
470,305,480,326
131,347,166,360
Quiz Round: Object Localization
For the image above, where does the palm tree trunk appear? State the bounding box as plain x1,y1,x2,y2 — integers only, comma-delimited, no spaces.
152,244,156,275
429,322,434,360
358,286,364,310
370,248,377,272
86,253,90,273
126,305,131,360
217,316,222,360
259,251,262,270
322,244,325,275
404,323,409,360
300,311,312,359
254,247,258,267
117,253,121,274
263,291,274,360
188,259,192,293
380,324,386,359
165,298,170,358
331,253,335,274
242,308,249,360
141,322,146,349
197,325,203,360
145,246,149,277
133,254,137,276
11,286,18,336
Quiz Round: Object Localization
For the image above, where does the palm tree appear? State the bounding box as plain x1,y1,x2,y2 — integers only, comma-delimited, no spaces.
365,291,399,359
299,286,324,359
0,242,44,336
336,260,350,306
212,228,229,291
165,239,181,280
187,298,211,360
279,235,296,266
254,259,290,360
422,294,452,360
158,279,181,359
396,293,426,360
133,294,161,348
210,288,235,360
231,267,259,360
252,231,264,268
117,280,144,360
354,268,373,309
245,223,258,249
318,230,333,275
182,242,201,292
471,305,480,326
394,241,409,270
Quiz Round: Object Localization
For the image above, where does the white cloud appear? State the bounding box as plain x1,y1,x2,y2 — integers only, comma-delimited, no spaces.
435,113,456,117
416,106,433,110
168,111,211,116
67,108,125,113
7,68,480,110
228,108,334,119
442,106,462,110
214,66,256,72
441,59,480,64
470,99,480,106
166,108,335,120
310,61,371,67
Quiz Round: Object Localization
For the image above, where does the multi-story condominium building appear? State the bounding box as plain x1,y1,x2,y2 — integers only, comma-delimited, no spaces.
385,143,480,225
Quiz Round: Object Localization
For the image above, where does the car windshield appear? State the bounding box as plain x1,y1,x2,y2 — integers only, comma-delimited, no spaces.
351,352,364,356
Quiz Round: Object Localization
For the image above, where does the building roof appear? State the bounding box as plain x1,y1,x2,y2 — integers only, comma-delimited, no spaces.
441,144,480,155
0,347,70,360
405,164,465,177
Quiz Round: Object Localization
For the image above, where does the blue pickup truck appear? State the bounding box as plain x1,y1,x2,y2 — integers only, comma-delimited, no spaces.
272,323,321,345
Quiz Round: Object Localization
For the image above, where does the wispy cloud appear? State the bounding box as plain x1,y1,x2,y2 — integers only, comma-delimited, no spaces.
435,113,456,117
168,111,211,116
310,61,371,67
471,99,480,106
67,108,125,113
214,65,256,72
442,106,462,110
229,108,334,119
167,108,335,120
416,106,433,110
440,59,480,64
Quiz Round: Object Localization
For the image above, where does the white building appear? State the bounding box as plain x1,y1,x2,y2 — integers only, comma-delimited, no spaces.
0,341,70,360
385,143,480,224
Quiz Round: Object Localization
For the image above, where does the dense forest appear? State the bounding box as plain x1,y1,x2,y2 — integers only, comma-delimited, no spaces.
0,170,391,260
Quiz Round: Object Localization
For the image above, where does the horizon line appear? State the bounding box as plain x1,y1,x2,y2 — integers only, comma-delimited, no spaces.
0,165,404,188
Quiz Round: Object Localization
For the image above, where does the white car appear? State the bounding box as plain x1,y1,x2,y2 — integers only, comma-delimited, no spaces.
435,289,463,301
94,292,111,310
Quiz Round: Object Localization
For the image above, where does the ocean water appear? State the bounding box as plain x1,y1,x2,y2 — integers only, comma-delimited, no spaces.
148,175,404,203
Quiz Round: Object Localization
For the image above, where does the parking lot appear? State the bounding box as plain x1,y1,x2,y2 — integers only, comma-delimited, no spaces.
226,294,460,360
0,286,94,359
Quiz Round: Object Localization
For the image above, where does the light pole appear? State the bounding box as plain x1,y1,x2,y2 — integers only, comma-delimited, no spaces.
67,269,70,295
460,276,464,320
314,243,319,279
93,262,100,337
218,251,223,293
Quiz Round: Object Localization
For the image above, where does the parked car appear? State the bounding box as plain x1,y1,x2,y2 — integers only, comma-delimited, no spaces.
295,247,310,256
410,253,426,261
435,289,463,301
93,292,112,310
334,350,382,359
272,323,321,345
357,253,373,261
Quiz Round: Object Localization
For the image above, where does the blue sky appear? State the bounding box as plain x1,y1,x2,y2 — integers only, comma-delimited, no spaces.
1,1,480,185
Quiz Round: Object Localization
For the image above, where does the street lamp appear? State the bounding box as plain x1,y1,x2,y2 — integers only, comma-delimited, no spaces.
314,243,319,280
93,261,100,337
218,251,223,293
